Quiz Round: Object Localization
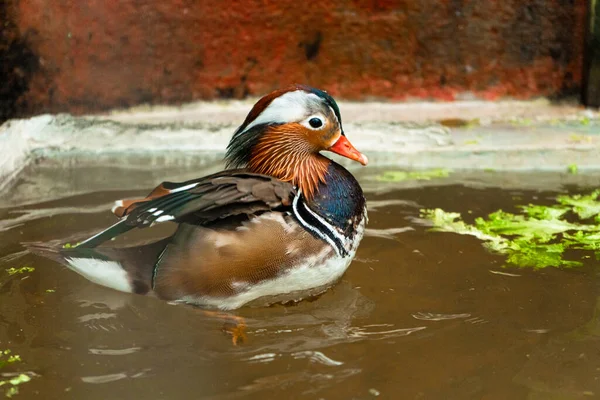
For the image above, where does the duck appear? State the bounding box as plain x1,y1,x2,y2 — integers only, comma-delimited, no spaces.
28,84,368,311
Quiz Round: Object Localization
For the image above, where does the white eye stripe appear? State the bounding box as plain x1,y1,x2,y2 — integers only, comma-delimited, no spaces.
239,90,322,134
327,106,340,126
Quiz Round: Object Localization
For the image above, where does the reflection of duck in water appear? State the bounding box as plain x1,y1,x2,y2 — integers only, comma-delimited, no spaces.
28,85,368,313
65,277,413,354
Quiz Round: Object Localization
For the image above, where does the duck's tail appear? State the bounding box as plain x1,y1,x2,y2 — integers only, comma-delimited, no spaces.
25,237,171,295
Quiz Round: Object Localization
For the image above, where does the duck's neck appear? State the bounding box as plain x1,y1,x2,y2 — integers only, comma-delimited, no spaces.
248,145,330,199
306,162,366,238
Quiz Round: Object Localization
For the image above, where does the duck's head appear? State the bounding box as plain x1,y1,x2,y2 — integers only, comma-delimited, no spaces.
225,85,367,198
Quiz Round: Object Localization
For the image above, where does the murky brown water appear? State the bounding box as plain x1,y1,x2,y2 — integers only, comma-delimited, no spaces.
1,159,600,399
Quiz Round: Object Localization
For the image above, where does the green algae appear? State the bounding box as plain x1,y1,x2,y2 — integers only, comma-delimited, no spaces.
568,164,579,174
376,169,451,182
0,351,31,398
420,190,600,269
5,266,34,276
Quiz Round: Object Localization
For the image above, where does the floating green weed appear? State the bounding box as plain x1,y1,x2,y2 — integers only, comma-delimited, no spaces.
0,351,21,370
568,164,578,174
0,350,31,398
510,118,533,127
579,116,591,126
376,169,451,183
568,133,593,143
5,387,18,398
557,190,600,221
5,266,34,276
438,118,480,128
420,189,600,269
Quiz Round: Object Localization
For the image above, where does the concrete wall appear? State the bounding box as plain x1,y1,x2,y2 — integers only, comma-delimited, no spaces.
0,0,587,122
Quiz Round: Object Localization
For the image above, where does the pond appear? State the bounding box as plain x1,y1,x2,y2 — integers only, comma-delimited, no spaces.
1,155,599,399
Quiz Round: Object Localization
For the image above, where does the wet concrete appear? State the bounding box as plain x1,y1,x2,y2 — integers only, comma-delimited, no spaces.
1,100,600,195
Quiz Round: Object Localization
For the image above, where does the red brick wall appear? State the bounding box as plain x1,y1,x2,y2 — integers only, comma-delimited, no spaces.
0,0,587,121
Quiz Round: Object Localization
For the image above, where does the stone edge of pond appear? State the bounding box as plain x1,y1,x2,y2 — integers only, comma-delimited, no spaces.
1,104,600,193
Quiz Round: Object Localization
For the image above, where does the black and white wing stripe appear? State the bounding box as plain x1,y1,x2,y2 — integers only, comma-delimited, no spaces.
78,171,295,248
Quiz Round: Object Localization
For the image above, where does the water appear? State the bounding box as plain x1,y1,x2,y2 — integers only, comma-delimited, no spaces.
1,156,600,399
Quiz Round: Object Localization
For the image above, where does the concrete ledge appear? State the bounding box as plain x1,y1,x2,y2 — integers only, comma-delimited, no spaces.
1,100,600,197
97,98,595,126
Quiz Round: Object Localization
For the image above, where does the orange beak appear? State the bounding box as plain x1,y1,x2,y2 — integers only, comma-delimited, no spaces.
327,135,368,166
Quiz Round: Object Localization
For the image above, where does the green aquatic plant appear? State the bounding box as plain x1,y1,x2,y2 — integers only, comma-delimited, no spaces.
0,350,31,398
568,133,593,144
567,164,578,174
557,190,600,221
5,266,34,276
518,203,570,220
502,240,582,269
420,208,504,244
509,117,533,127
475,210,597,242
0,351,20,370
1,375,31,398
438,118,480,128
420,190,600,269
376,169,451,183
564,231,600,259
463,139,480,145
579,116,591,126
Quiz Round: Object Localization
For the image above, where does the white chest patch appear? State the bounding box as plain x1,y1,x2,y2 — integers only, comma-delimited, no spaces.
66,257,132,293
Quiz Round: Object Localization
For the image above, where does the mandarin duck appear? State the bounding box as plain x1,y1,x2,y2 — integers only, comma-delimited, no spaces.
29,85,368,310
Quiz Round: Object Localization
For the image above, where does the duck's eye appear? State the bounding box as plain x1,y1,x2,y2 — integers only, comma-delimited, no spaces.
308,117,323,129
